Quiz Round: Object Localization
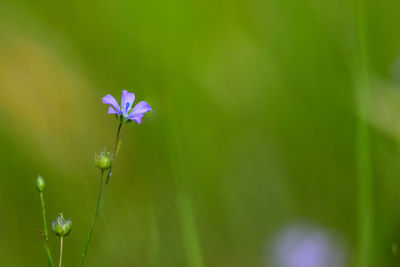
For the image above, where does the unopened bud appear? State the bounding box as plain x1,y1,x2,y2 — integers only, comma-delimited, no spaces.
36,175,46,192
94,151,112,170
52,213,72,237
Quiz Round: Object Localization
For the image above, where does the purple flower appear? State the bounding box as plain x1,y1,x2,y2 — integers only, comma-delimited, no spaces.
102,90,152,124
267,223,346,267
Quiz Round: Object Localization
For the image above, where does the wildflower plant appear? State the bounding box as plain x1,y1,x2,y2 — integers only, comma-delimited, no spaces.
35,90,152,266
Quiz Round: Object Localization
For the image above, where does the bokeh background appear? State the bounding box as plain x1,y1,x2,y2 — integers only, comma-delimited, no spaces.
1,0,400,266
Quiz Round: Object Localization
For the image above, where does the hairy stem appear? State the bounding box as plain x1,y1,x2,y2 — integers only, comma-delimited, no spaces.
58,237,63,267
39,192,54,267
79,123,122,266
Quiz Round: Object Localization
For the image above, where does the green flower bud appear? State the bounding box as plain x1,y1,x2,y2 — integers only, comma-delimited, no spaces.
94,151,112,170
52,213,72,237
36,175,46,192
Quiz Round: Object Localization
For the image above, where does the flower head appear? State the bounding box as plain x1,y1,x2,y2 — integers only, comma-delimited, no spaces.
267,223,346,267
102,90,152,124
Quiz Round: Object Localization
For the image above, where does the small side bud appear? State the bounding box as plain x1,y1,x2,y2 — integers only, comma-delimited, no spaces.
36,175,46,192
52,213,72,237
94,151,112,170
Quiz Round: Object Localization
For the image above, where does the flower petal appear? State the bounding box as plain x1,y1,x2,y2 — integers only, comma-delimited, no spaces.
128,101,152,124
132,101,152,114
108,107,121,114
102,94,121,112
121,90,135,114
128,113,145,124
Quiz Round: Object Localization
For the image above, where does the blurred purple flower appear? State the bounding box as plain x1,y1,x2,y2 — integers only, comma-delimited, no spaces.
102,90,152,124
267,223,346,267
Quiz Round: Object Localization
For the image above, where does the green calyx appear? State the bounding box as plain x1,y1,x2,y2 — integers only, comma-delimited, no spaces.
52,213,72,237
94,151,112,170
36,175,46,192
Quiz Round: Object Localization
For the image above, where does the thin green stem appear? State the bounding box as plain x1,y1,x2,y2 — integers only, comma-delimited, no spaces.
79,171,105,267
354,0,374,266
39,192,54,267
79,123,122,266
58,237,63,267
107,123,122,184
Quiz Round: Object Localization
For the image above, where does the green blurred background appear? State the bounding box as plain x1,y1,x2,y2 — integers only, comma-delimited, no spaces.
0,0,400,266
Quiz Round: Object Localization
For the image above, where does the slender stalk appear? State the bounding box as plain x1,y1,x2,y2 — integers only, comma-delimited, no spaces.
39,191,54,267
107,122,122,184
79,171,105,267
58,237,63,267
354,0,374,266
79,123,122,266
